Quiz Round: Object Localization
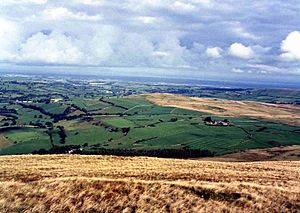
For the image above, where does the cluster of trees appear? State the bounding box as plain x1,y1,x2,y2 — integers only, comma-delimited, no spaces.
84,148,215,158
0,107,18,114
32,145,81,154
0,109,18,127
88,120,121,133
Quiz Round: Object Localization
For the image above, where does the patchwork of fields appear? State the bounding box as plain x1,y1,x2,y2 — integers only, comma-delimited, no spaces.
0,77,299,156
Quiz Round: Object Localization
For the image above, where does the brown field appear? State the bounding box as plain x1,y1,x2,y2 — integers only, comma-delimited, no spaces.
143,93,300,126
201,145,300,162
0,135,13,147
1,155,300,212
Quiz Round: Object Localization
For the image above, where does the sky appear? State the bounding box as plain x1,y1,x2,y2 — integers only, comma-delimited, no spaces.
0,0,299,83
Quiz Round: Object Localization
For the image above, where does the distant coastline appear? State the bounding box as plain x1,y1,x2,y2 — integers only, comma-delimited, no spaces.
1,70,299,89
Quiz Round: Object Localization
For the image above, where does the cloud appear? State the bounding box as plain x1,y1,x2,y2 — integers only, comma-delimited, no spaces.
1,0,47,5
19,31,84,65
248,64,300,74
137,16,157,24
0,0,299,81
42,7,102,21
232,68,244,73
75,0,105,5
0,18,20,61
206,47,222,58
172,1,196,11
231,25,260,40
228,43,255,59
280,31,300,61
13,27,190,68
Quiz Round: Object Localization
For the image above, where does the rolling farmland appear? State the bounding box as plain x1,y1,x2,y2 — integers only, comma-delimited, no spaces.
0,76,300,156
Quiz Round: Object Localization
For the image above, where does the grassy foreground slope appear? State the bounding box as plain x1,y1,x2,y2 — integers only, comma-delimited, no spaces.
1,155,300,212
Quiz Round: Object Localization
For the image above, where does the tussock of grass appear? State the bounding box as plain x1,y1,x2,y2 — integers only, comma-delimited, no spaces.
0,155,300,212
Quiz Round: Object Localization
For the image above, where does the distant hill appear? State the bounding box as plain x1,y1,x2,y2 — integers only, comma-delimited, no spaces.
201,145,300,161
144,93,300,126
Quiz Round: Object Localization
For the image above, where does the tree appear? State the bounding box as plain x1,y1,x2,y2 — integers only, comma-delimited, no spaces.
45,121,53,128
46,129,54,147
203,116,213,122
11,120,17,125
57,126,67,144
169,118,178,122
121,127,130,136
2,122,9,126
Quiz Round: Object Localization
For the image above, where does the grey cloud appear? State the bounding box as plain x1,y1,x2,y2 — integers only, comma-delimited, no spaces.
0,0,299,78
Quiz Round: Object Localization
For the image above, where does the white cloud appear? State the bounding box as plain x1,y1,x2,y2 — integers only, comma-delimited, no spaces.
42,7,102,21
248,64,300,74
0,18,20,61
280,31,300,61
248,64,280,73
77,0,105,5
229,43,255,59
172,1,196,11
12,26,189,68
206,47,222,58
43,7,73,20
232,68,244,73
0,0,299,79
137,16,157,24
1,0,47,5
19,32,84,65
232,26,260,40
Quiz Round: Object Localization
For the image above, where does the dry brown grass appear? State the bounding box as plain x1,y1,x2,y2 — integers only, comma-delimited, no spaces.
201,145,300,162
143,93,300,126
1,155,300,212
0,135,13,147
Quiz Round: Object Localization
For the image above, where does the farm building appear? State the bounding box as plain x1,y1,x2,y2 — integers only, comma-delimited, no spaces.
203,117,232,126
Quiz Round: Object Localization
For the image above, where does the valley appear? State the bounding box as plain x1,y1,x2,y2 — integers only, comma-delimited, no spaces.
0,75,299,157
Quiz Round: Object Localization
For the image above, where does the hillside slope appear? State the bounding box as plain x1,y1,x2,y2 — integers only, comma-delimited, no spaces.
201,145,300,161
144,93,300,126
0,155,299,212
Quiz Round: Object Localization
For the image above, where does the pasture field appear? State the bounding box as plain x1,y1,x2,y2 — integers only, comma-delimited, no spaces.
1,100,299,156
0,94,300,156
0,129,52,155
0,155,299,212
0,76,299,157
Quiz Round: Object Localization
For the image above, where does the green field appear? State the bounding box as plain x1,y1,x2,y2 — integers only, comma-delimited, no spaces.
0,76,299,156
1,96,299,156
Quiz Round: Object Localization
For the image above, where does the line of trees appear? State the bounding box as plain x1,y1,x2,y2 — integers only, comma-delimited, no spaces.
99,98,129,110
32,146,215,158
